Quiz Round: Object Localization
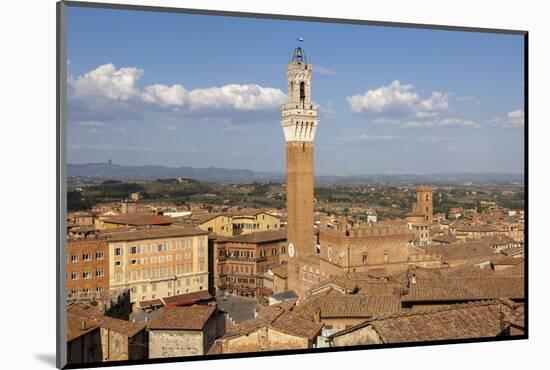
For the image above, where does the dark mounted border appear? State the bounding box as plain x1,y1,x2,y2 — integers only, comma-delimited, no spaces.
56,1,528,368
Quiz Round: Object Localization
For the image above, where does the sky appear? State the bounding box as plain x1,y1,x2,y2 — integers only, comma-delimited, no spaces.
66,6,525,176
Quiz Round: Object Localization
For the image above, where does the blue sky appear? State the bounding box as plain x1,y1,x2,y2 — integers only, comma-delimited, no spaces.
66,6,525,175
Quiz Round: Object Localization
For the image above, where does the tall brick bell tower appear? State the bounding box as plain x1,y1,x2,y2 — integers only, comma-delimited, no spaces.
281,44,318,298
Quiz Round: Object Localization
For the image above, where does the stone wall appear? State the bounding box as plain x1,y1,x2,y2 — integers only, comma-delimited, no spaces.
149,330,204,358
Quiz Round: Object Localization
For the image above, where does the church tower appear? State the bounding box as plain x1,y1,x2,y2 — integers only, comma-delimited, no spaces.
281,45,318,298
416,185,434,223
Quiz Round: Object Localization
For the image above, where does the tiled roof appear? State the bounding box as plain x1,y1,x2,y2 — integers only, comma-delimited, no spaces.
270,311,323,340
105,226,207,242
402,276,524,302
500,247,525,257
67,304,146,338
147,305,216,330
216,229,286,244
432,234,458,244
103,213,174,226
294,292,402,318
271,265,288,278
422,241,494,261
67,313,98,342
455,224,498,232
493,263,524,277
162,290,213,307
224,300,322,340
329,300,516,343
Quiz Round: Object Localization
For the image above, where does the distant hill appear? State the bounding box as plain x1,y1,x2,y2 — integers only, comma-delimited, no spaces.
67,163,524,185
68,163,284,183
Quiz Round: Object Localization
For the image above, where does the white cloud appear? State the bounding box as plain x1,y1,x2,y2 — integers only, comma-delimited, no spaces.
402,118,480,129
76,120,104,127
343,134,401,142
142,84,187,107
68,63,143,101
69,63,286,112
346,80,448,118
184,84,286,111
456,95,480,104
315,65,335,76
490,109,524,128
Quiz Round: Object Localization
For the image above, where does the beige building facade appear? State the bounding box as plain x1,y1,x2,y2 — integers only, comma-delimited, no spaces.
106,228,210,305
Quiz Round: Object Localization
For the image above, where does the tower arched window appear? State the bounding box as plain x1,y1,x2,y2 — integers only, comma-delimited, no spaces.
300,82,305,103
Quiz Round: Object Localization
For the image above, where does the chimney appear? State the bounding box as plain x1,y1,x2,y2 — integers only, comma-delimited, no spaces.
81,320,87,331
313,308,321,323
410,273,417,285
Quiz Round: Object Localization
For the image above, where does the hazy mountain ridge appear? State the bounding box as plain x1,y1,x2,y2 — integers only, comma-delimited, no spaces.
68,163,524,185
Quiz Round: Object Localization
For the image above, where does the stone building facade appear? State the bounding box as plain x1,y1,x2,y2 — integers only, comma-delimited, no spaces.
106,227,210,306
214,230,287,297
67,238,110,300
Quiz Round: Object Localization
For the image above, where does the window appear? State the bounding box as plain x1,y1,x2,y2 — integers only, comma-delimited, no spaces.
185,240,191,248
151,283,157,291
167,242,172,251
159,256,165,263
177,264,182,274
157,243,166,252
362,254,368,263
177,241,182,250
115,272,122,283
185,263,191,273
272,248,276,256
71,255,78,263
130,246,138,254
140,245,147,253
71,271,78,280
199,238,205,248
176,254,182,261
151,268,158,279
114,261,122,267
384,251,389,264
95,268,104,277
198,246,205,258
131,259,137,265
151,244,157,252
114,247,123,256
199,261,205,272
167,281,172,288
150,256,157,264
159,267,166,278
82,253,91,261
131,271,137,281
142,284,147,292
95,251,104,260
82,270,91,279
141,270,147,280
166,255,172,262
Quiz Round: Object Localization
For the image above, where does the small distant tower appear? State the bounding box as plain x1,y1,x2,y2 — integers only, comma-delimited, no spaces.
281,40,319,298
108,158,112,166
416,185,434,223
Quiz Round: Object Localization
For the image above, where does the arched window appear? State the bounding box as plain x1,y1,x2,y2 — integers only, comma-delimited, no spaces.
300,81,305,103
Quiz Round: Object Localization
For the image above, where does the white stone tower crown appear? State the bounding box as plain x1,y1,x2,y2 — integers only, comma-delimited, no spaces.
281,46,319,142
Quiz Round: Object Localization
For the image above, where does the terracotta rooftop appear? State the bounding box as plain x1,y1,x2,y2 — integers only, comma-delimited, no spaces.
455,224,498,232
105,226,208,242
147,305,216,330
270,265,288,279
432,234,458,244
67,304,146,339
422,241,495,261
329,300,517,343
103,213,174,226
402,276,524,302
67,313,98,342
295,291,402,319
216,229,286,244
224,300,322,340
162,290,214,307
